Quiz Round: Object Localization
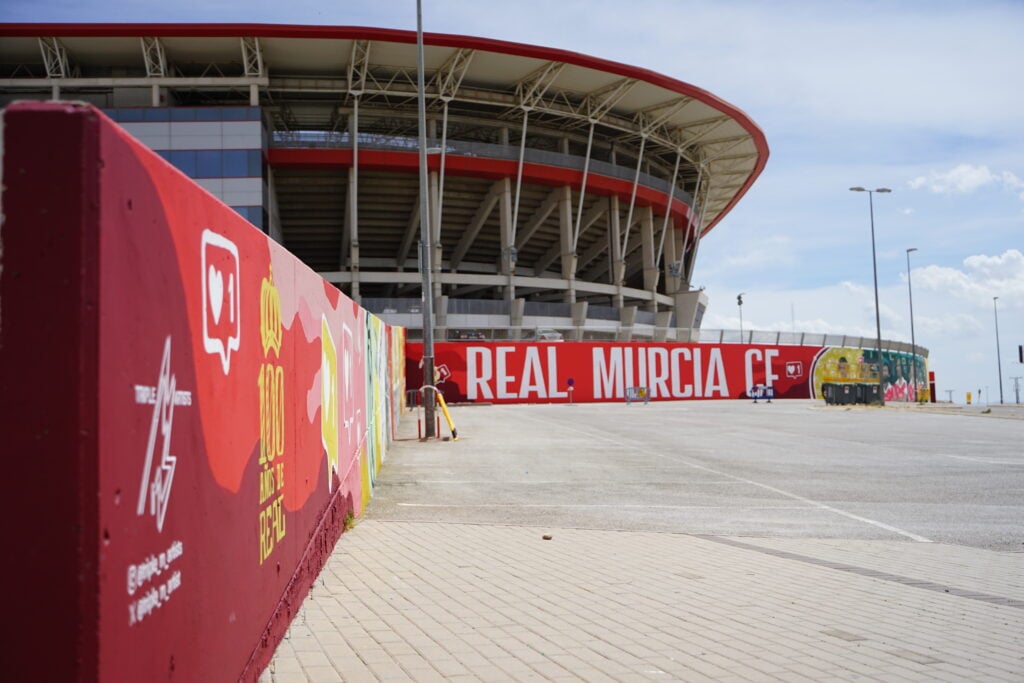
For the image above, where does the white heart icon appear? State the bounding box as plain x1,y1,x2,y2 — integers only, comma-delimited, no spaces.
208,265,224,324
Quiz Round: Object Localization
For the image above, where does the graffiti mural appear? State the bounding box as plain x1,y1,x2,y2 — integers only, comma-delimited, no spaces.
0,102,405,682
406,341,928,404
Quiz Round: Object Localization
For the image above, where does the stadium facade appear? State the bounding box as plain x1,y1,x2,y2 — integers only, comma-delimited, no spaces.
0,23,768,340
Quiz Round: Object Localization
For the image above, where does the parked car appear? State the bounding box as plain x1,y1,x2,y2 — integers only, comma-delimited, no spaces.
532,328,564,341
451,330,486,341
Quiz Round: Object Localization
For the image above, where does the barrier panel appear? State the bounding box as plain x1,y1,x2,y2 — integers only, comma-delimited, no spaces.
1,102,404,682
406,342,928,404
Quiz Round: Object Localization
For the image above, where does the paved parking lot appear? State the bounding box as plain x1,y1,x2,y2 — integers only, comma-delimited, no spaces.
263,400,1024,682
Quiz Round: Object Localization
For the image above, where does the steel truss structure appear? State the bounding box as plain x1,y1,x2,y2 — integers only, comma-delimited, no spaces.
0,24,768,339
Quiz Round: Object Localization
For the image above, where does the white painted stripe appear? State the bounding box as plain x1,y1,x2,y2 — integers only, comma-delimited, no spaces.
397,503,812,510
386,479,745,485
943,454,1023,465
520,413,934,543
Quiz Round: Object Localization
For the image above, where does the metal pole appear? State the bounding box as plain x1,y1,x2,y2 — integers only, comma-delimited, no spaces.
994,296,1004,404
416,0,436,436
737,293,745,341
851,187,890,405
906,247,918,402
868,191,885,405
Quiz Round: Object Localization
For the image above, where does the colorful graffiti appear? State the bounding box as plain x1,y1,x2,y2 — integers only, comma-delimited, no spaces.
0,102,405,683
812,347,929,402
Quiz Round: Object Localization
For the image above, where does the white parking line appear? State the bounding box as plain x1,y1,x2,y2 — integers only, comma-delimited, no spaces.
943,454,1023,465
520,413,934,543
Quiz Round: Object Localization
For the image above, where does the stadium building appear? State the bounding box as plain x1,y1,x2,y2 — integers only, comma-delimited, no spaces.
0,23,768,340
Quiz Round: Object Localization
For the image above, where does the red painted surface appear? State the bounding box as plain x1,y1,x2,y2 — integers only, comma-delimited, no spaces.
1,101,103,683
0,23,768,232
0,102,402,682
269,148,694,227
407,342,823,404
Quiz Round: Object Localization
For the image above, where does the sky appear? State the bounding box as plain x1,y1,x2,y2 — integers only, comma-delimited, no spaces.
4,0,1023,404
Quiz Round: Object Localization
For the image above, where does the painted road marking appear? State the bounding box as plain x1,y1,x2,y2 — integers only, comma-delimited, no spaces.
520,413,934,543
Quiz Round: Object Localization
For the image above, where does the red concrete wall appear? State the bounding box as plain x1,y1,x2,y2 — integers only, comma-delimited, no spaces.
0,102,403,682
407,342,927,404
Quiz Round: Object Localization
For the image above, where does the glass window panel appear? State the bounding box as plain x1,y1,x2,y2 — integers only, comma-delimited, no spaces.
143,108,170,122
168,150,196,177
222,150,248,177
170,108,198,122
196,150,221,178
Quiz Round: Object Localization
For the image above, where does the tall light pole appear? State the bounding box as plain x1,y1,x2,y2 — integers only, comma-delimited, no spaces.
993,296,1004,404
737,292,745,342
850,186,891,405
906,247,918,402
416,0,436,436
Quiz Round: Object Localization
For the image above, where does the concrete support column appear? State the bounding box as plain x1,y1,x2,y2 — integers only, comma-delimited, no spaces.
499,177,515,302
663,223,681,295
673,289,709,342
510,298,525,339
249,83,259,106
607,196,624,309
558,185,576,303
571,301,589,341
435,295,449,341
640,206,658,311
654,311,673,342
618,305,637,342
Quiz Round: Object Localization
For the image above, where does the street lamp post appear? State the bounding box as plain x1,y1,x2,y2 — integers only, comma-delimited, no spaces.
416,0,436,436
906,247,918,402
850,186,891,405
994,296,1004,404
737,293,745,342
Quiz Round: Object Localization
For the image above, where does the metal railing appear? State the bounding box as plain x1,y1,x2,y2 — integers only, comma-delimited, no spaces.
360,298,927,355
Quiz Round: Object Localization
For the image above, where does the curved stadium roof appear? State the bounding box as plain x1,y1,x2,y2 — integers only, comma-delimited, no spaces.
0,24,768,334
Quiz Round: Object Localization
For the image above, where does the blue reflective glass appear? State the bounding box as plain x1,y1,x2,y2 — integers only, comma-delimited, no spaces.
196,150,221,178
247,150,262,177
222,150,248,177
143,108,170,122
118,108,145,122
168,150,197,177
170,108,198,122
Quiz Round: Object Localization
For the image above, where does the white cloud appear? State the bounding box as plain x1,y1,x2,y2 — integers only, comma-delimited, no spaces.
909,164,1024,199
701,249,1023,403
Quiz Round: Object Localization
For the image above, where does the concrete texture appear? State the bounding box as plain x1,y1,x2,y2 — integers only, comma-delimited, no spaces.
262,400,1024,681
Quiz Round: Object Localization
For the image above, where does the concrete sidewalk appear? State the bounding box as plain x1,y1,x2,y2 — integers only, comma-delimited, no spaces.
262,402,1024,682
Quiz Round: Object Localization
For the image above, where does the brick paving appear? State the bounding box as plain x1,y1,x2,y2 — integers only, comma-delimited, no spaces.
261,402,1024,681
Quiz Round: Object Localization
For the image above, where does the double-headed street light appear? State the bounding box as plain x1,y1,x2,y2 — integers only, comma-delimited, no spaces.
737,292,746,341
906,247,918,402
850,186,891,405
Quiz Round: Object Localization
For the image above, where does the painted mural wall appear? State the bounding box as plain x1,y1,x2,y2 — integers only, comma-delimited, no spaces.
407,342,929,404
1,102,404,682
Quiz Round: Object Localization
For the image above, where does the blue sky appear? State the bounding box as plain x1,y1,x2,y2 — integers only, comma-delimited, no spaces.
4,0,1023,403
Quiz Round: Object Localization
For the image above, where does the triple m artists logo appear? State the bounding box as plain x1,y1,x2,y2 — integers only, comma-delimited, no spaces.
134,336,192,532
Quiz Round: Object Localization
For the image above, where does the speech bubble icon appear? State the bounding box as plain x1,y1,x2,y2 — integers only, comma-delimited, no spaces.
786,361,803,379
201,229,241,375
321,316,339,491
